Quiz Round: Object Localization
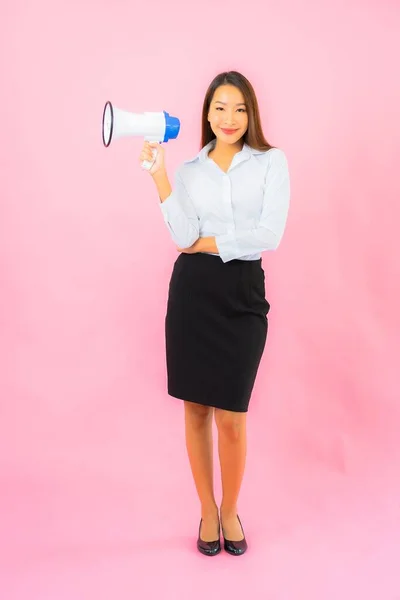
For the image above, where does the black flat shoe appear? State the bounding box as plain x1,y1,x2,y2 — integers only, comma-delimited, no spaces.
222,515,248,556
197,518,221,556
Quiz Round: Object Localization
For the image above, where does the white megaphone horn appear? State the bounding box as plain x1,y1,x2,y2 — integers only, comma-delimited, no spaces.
102,101,181,170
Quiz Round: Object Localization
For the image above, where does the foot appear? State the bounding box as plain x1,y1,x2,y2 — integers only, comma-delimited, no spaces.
220,511,244,542
197,509,221,557
220,511,248,556
199,510,220,542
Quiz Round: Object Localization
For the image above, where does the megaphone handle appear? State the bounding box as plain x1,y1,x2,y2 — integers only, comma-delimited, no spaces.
141,144,158,171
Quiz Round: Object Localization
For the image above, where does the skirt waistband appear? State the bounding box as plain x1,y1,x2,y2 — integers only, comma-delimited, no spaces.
177,253,261,268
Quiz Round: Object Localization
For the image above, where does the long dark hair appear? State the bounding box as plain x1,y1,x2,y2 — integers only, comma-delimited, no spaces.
201,71,274,151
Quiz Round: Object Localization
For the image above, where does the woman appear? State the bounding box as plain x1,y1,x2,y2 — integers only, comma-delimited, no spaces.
139,71,290,556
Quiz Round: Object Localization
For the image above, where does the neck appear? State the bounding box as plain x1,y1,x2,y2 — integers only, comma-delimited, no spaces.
213,138,244,157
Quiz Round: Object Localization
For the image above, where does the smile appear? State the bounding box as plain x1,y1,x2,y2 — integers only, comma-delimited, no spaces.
220,128,239,135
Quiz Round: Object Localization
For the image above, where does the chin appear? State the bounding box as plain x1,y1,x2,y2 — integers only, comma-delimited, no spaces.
216,132,244,144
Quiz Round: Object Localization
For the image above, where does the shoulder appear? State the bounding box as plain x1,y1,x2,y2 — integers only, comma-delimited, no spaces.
252,148,289,181
176,140,213,177
253,146,288,166
174,147,205,180
174,159,199,181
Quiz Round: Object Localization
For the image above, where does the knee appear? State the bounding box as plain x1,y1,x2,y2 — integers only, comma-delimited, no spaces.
215,409,245,442
184,401,213,429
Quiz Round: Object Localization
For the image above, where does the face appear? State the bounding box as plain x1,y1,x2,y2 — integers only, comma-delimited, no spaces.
207,84,249,146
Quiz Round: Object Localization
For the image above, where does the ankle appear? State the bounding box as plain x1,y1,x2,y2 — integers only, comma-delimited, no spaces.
201,503,219,520
220,504,238,519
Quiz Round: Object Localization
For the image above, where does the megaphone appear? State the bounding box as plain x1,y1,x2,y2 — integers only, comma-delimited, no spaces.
102,101,180,170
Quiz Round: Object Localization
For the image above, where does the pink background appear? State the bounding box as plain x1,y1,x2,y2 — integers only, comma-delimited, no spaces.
1,0,400,598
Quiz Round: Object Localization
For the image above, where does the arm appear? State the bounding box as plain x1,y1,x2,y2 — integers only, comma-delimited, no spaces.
152,169,172,202
215,149,290,263
184,236,219,254
155,168,200,249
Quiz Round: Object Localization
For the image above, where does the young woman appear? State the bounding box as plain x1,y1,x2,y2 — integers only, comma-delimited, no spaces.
139,71,290,556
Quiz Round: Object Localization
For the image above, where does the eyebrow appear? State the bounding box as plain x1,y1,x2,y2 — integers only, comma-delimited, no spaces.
213,101,247,106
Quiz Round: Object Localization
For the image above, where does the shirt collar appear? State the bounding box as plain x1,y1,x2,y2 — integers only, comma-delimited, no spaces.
183,139,265,165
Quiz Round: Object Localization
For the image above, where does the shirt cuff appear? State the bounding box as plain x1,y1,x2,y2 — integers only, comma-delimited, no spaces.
215,232,240,263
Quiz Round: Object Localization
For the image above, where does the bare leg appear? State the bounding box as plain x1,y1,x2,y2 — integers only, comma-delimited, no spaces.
215,408,247,541
184,401,219,541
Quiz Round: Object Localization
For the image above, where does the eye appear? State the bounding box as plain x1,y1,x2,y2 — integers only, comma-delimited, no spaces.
237,108,246,113
216,107,224,111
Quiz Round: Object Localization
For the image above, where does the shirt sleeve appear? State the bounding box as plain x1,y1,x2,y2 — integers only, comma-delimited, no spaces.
215,148,290,263
159,169,200,249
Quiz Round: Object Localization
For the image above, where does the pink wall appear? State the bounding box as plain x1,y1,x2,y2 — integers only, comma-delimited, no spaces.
1,0,400,598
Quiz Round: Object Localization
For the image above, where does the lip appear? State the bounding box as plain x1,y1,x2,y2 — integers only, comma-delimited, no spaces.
220,128,238,135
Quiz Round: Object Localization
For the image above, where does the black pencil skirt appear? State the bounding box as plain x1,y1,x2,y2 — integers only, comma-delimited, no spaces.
164,252,270,413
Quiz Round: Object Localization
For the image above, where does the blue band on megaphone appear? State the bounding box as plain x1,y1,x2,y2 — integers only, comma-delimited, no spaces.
163,111,180,142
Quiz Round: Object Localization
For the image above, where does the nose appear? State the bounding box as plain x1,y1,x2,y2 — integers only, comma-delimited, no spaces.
224,111,235,125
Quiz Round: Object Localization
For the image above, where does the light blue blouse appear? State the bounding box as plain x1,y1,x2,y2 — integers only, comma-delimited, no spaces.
159,139,290,263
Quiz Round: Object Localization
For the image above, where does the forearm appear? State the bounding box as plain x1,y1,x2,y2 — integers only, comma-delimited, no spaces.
215,227,280,262
152,169,172,202
158,170,200,248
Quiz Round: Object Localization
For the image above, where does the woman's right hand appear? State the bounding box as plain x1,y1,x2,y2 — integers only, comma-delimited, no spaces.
139,141,166,176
